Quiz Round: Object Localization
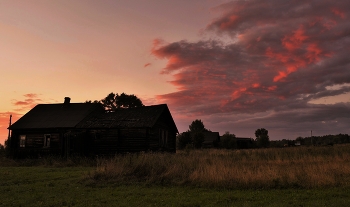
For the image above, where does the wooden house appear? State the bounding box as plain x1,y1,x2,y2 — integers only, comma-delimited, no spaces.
8,98,178,158
76,103,178,154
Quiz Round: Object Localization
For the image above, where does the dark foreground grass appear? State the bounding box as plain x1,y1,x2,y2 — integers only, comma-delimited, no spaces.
1,167,350,207
88,146,350,189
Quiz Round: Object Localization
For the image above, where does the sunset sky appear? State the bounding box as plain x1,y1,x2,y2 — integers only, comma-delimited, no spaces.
1,0,350,145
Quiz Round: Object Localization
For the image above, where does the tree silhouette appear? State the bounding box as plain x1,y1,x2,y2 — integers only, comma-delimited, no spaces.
189,119,210,148
255,128,270,148
189,119,209,133
86,92,144,111
220,131,237,149
176,132,191,149
176,119,210,149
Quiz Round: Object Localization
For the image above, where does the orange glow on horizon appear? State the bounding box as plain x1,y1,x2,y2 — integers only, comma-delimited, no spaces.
0,112,22,144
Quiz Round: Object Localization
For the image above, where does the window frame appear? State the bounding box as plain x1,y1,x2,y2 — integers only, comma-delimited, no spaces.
159,129,168,147
19,135,26,148
44,134,51,148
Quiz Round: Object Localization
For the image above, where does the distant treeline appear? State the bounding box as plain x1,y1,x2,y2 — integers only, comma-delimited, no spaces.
270,134,350,148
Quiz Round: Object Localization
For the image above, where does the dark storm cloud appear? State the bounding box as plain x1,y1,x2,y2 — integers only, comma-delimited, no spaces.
152,0,350,137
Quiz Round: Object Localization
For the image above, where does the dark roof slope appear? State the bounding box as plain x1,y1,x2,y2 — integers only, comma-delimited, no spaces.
9,103,102,130
236,137,253,140
77,104,178,133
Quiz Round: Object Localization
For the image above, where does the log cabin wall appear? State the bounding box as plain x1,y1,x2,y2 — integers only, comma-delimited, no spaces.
87,129,119,155
151,121,176,152
73,104,177,154
85,128,149,154
149,128,175,152
10,129,63,158
118,128,148,152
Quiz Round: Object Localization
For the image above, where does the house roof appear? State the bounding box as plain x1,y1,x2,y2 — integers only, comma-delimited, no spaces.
236,137,253,140
76,104,179,133
9,103,102,130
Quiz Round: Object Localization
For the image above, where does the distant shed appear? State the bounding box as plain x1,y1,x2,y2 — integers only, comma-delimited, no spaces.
202,132,220,148
236,137,254,149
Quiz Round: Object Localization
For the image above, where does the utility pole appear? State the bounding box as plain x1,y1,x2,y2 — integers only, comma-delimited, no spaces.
8,114,12,140
311,130,313,145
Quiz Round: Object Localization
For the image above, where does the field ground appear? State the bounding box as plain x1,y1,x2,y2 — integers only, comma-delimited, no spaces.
1,166,350,207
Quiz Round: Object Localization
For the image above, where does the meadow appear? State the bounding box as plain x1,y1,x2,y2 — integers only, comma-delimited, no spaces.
1,145,350,206
88,145,350,189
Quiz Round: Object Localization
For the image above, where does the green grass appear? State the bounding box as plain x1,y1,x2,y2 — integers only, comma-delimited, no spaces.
1,166,350,206
2,145,350,206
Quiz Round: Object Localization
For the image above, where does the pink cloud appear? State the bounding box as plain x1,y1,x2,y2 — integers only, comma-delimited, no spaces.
11,93,44,112
151,0,350,137
219,15,239,30
144,63,151,68
282,27,308,51
24,93,39,98
332,8,345,19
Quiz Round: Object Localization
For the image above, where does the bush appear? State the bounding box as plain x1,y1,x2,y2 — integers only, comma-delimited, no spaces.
177,132,192,149
0,143,5,157
192,132,204,149
220,132,237,149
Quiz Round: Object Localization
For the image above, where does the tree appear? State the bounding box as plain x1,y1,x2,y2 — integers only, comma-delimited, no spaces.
176,132,192,149
295,136,305,145
255,128,270,148
1,138,12,157
192,132,205,148
188,119,210,149
86,92,144,111
0,143,4,157
220,131,237,149
189,119,209,133
177,120,210,149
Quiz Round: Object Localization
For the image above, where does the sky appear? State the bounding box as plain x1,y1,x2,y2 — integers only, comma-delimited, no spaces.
1,0,350,145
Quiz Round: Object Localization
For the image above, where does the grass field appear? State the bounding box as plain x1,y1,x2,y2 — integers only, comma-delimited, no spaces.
2,167,350,207
1,145,350,206
89,145,350,189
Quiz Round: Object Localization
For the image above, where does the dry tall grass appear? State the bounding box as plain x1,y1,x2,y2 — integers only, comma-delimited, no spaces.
88,145,350,188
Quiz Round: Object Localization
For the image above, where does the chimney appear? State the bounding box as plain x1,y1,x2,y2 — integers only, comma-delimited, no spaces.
64,97,71,104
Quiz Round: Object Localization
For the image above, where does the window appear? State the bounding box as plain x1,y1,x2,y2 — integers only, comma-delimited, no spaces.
20,135,26,147
44,134,51,147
